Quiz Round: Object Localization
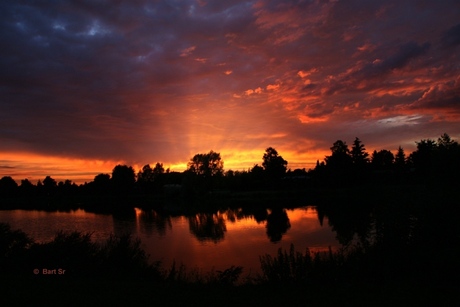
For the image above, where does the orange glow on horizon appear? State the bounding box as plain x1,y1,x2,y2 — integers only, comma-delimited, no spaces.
0,146,326,184
1,139,425,185
0,152,122,184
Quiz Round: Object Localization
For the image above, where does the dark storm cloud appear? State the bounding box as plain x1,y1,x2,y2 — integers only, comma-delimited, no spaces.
413,77,460,112
377,42,431,72
324,41,431,95
443,23,460,47
0,1,268,164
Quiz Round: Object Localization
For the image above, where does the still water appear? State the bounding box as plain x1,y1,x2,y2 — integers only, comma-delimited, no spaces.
0,207,340,275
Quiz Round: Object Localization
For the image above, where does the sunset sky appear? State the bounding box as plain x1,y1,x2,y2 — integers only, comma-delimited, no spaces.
1,0,459,183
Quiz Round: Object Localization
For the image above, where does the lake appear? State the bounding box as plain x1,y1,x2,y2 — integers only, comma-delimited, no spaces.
0,206,341,276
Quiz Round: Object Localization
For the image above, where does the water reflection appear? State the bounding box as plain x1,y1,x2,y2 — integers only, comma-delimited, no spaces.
112,208,136,237
315,198,417,249
223,208,267,224
188,213,227,243
137,209,172,236
0,207,341,274
266,208,291,243
243,207,268,224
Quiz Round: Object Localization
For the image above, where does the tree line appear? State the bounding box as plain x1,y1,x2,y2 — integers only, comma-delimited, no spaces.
0,133,458,203
312,133,459,187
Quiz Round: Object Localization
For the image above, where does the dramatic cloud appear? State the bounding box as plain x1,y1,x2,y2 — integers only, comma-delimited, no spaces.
1,0,459,182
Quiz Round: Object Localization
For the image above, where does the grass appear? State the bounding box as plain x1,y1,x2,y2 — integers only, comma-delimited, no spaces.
258,244,345,285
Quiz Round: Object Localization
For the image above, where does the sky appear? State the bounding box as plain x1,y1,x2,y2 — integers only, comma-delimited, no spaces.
1,0,459,184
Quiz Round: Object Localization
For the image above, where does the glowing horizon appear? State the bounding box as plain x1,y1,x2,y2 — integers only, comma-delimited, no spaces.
0,147,322,184
0,141,420,185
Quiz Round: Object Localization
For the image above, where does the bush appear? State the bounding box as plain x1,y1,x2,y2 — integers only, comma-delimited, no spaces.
259,244,345,285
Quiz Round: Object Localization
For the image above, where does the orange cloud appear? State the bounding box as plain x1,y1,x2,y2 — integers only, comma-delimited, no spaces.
266,83,280,91
244,87,263,95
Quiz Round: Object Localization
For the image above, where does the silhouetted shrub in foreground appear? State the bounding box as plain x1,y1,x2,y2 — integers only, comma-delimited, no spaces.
0,223,162,280
27,231,99,277
0,223,34,273
164,261,243,285
99,233,162,280
1,222,458,305
258,244,344,285
0,223,244,284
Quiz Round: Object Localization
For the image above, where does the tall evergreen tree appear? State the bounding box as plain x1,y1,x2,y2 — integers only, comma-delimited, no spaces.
394,146,406,170
351,137,369,166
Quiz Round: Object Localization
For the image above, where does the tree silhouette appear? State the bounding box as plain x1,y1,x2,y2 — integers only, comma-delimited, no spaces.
187,150,223,178
250,164,264,176
93,173,111,193
112,165,136,193
436,133,460,178
262,147,287,181
186,151,224,193
325,140,352,171
403,134,460,182
137,163,165,187
152,162,165,175
246,164,264,190
437,133,457,150
408,139,437,174
43,176,57,189
18,179,34,197
137,164,154,184
394,146,407,171
371,150,394,171
351,137,369,166
42,176,57,196
0,176,18,198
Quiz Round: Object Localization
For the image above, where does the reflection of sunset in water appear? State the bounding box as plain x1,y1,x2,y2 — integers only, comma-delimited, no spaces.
132,206,340,273
1,207,340,275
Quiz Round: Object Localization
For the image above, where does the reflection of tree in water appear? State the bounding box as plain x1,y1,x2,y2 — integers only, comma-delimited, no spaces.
225,208,268,224
138,209,172,236
317,197,419,248
112,208,136,237
266,208,291,243
317,202,373,246
188,213,227,243
372,201,417,249
225,208,244,223
248,207,268,224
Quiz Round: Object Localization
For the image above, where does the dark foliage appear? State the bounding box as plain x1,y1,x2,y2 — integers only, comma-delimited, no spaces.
0,224,162,281
1,134,459,213
262,147,288,181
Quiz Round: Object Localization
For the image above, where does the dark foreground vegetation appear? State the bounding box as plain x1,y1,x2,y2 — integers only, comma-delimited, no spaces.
2,179,459,306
